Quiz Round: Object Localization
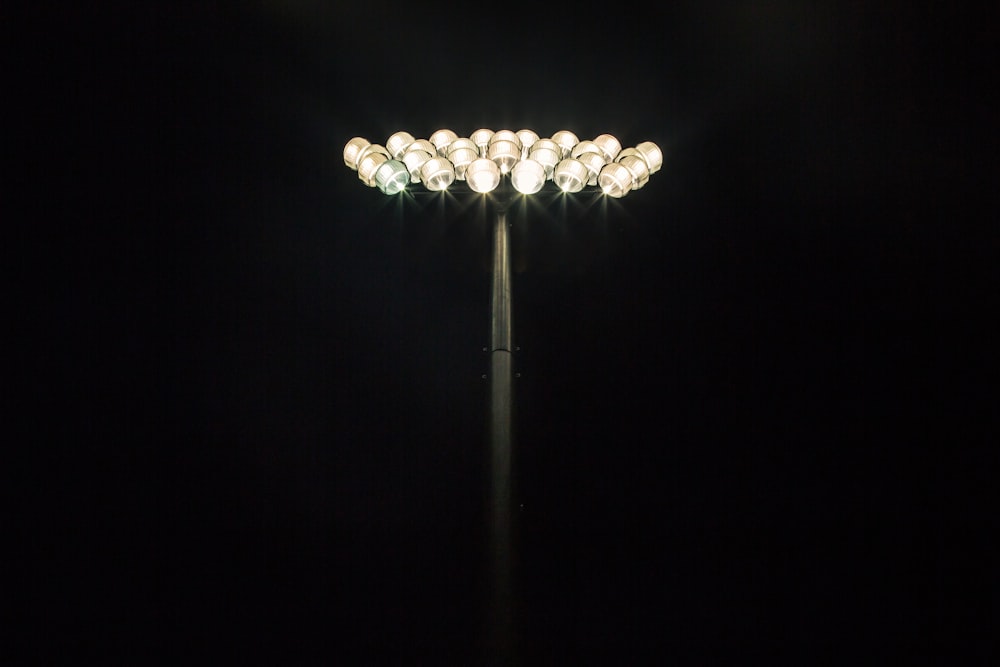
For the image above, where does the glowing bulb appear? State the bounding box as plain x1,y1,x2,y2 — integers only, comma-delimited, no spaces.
511,159,546,194
344,137,370,170
385,131,415,159
466,158,501,193
553,158,588,193
592,134,622,162
429,129,458,157
598,162,634,198
420,156,456,191
374,159,410,194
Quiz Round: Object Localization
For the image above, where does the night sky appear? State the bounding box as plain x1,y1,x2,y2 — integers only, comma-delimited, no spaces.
12,2,993,664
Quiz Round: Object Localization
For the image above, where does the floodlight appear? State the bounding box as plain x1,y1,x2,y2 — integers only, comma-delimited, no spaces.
550,130,579,158
386,131,416,159
515,129,539,158
401,147,432,183
470,128,494,156
466,158,501,193
635,141,663,174
344,137,371,170
488,140,520,174
553,158,588,193
420,156,456,191
374,159,410,194
429,129,459,157
358,151,389,187
617,154,650,189
447,138,479,180
570,140,603,160
528,139,561,179
575,151,607,186
598,162,634,198
592,134,622,162
490,130,522,150
510,159,546,195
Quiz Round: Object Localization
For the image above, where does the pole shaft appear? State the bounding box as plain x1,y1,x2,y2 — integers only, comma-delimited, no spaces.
487,206,513,664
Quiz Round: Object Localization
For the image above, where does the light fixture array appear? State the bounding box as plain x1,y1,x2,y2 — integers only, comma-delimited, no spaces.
344,130,662,198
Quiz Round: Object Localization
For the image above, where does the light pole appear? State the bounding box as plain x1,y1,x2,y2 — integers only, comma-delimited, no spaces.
344,129,663,663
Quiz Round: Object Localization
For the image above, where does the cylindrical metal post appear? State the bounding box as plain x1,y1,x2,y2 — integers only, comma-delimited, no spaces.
487,202,514,664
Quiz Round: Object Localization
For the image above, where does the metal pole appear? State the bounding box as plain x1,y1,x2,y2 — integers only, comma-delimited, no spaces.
487,197,514,664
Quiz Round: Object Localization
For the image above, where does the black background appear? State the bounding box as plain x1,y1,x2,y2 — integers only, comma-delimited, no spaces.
10,2,994,664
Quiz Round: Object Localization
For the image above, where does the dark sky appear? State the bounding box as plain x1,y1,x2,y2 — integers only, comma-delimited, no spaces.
12,2,993,664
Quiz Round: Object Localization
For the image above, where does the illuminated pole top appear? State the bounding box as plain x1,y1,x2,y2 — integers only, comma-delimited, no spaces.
344,129,662,198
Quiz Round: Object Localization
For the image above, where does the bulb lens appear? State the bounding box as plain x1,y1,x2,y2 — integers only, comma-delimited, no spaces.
511,159,546,194
466,158,501,193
